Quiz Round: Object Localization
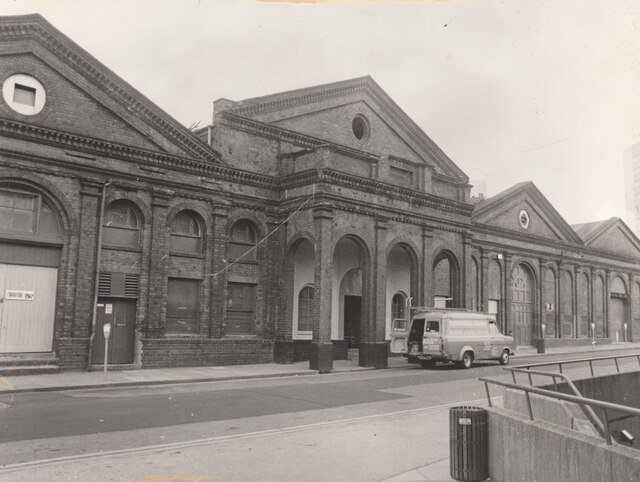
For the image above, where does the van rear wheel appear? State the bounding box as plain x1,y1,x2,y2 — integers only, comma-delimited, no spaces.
499,349,510,365
459,351,473,369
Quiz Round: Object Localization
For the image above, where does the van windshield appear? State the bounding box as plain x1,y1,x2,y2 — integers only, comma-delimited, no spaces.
425,321,440,333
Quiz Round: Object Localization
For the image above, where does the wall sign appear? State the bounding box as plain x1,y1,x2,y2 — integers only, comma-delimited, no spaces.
6,290,35,300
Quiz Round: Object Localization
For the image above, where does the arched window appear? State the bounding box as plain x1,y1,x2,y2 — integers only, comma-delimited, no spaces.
170,210,202,254
103,200,140,248
229,219,258,261
0,188,62,238
297,285,315,332
391,293,407,321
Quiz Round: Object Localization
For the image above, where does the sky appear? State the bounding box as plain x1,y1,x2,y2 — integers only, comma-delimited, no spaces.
4,0,640,227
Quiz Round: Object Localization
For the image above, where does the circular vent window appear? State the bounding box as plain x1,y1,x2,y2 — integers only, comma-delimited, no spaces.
2,74,46,116
519,209,530,229
352,115,370,141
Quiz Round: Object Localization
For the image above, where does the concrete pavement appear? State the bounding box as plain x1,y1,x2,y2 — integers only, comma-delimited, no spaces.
1,342,639,482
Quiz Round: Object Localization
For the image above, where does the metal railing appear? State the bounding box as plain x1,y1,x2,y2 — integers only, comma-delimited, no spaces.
479,377,640,445
509,352,640,377
504,367,606,438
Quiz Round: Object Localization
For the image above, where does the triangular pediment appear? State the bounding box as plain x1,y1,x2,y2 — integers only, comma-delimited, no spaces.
0,15,220,163
573,218,640,258
473,182,583,244
220,76,466,180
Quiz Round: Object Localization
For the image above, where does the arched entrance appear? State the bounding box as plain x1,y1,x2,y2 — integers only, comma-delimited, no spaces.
0,185,64,353
386,243,416,353
511,264,535,347
341,268,362,348
433,251,460,308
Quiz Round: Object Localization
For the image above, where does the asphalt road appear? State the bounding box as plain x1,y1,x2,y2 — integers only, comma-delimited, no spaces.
1,349,638,470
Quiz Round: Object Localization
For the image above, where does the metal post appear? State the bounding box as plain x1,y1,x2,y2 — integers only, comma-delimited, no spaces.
484,381,492,407
603,408,612,445
103,322,111,374
614,357,620,373
525,391,534,421
589,360,594,376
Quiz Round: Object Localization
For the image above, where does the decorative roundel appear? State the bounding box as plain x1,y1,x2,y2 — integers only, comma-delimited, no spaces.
2,74,46,116
351,115,370,141
519,209,530,229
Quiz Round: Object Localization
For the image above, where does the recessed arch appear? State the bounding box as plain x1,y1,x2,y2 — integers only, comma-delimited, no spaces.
432,249,461,308
511,263,537,346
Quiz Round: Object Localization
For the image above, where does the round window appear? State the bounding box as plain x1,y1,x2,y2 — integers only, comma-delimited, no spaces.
2,74,46,116
519,209,530,229
351,115,369,141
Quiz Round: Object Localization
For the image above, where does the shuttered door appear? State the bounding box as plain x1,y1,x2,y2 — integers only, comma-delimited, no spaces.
0,264,57,353
609,298,625,342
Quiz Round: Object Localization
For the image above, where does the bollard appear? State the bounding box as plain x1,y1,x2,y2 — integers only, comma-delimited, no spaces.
450,406,488,481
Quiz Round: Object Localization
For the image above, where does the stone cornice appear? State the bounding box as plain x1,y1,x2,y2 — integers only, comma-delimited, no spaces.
0,15,220,163
0,118,273,187
225,77,467,180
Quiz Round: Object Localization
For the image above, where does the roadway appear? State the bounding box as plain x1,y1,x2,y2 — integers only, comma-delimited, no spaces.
0,349,638,481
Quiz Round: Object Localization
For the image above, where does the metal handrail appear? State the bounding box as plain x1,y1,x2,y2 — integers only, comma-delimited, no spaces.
508,352,640,376
479,377,640,445
505,368,605,438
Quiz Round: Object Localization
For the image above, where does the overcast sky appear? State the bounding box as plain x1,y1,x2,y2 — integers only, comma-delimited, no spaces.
4,0,640,227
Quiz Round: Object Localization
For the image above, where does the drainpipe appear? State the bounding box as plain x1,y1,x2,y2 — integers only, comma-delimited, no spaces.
87,181,110,369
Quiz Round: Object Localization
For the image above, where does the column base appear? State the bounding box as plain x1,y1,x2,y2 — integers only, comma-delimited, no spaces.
359,342,389,368
309,341,333,373
274,340,295,364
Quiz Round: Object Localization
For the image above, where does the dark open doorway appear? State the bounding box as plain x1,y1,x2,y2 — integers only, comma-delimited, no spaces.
344,295,361,348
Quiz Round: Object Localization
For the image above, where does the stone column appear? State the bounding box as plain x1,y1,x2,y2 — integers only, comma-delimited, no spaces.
604,269,611,339
73,180,103,339
571,265,579,339
480,249,489,314
629,273,637,342
360,216,388,368
210,205,229,338
503,254,512,338
422,225,435,308
310,206,333,373
462,231,473,309
145,190,173,338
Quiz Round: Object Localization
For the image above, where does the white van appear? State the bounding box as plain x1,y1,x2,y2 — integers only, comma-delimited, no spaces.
404,309,514,369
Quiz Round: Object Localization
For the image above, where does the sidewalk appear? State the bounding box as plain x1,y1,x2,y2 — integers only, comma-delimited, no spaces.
1,342,639,482
1,341,639,395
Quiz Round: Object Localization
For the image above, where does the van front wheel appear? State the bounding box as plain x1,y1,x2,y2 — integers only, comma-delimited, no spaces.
459,351,473,369
499,350,510,365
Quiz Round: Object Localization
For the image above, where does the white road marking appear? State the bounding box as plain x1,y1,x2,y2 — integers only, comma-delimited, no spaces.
0,396,497,473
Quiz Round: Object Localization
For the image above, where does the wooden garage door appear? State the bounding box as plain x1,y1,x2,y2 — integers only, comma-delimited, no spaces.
0,263,57,353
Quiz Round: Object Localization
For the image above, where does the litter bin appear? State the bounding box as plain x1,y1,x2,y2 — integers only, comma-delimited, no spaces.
450,406,488,481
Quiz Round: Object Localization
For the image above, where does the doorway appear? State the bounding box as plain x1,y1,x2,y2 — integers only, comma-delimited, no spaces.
344,295,361,348
92,299,136,364
511,265,535,347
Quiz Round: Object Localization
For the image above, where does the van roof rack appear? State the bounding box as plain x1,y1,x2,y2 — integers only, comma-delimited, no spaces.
410,307,481,313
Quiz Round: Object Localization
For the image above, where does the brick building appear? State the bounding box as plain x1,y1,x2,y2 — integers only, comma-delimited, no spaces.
1,14,639,372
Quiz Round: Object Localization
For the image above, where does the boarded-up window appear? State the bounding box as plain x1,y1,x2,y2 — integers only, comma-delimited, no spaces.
170,210,202,254
543,268,556,336
166,278,200,335
227,283,256,334
103,200,140,248
297,286,315,332
433,257,451,302
229,219,257,261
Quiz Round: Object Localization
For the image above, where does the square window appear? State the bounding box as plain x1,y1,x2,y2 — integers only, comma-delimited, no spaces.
13,84,36,107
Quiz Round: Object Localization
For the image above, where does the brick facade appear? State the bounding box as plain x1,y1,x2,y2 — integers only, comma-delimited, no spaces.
2,14,640,372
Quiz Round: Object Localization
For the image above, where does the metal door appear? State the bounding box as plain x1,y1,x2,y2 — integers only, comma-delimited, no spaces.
0,264,57,353
511,265,534,347
92,299,136,364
